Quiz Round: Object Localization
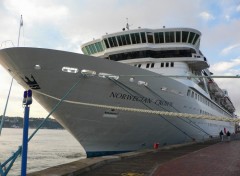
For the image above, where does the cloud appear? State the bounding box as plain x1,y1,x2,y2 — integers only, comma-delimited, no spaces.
225,15,230,21
199,11,215,21
3,0,69,23
211,58,240,73
237,5,240,12
220,43,240,55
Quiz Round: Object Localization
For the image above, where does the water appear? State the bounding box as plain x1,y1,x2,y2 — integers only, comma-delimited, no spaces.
0,128,86,176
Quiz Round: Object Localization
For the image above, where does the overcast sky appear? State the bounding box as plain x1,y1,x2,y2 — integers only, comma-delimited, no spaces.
0,0,240,118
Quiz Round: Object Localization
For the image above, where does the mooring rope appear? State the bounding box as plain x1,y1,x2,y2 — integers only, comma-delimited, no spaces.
116,75,240,79
33,89,239,123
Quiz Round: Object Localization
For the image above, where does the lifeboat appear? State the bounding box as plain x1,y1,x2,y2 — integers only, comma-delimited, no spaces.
223,96,235,113
208,81,218,92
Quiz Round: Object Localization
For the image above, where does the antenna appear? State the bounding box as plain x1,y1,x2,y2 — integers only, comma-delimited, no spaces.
17,15,23,46
126,18,130,30
126,18,132,30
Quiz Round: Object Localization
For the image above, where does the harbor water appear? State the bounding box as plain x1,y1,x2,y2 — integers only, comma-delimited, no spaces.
0,128,85,176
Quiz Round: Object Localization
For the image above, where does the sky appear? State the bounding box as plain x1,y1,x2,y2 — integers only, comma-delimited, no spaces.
0,0,240,118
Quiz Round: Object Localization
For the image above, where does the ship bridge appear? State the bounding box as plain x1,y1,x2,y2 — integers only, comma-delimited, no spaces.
81,27,209,70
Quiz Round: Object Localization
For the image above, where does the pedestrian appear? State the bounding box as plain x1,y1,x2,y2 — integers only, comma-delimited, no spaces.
219,130,224,141
227,131,231,141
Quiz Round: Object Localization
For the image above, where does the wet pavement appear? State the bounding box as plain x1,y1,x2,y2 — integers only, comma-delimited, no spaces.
152,139,240,176
79,139,220,176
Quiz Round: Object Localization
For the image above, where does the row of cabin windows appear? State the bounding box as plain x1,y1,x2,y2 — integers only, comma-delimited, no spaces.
187,89,227,115
146,63,155,68
200,109,212,116
161,62,174,67
82,31,200,55
134,62,174,68
106,49,195,61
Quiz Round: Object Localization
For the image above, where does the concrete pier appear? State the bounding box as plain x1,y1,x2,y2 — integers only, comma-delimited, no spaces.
27,135,240,176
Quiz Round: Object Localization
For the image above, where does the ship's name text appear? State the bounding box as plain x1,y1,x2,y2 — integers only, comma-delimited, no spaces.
109,92,173,106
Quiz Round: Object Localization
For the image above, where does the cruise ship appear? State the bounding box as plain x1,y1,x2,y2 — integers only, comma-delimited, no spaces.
0,26,236,157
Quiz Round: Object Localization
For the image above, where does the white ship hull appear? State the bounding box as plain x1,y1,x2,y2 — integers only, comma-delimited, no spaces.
0,47,235,157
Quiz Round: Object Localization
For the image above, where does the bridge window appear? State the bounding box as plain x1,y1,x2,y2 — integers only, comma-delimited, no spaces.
82,47,88,55
131,33,136,44
122,35,127,45
154,33,159,43
101,41,106,50
141,32,146,43
182,31,189,43
146,63,150,68
108,37,114,47
171,62,174,67
85,46,91,54
147,32,154,43
154,32,164,43
120,34,131,45
166,62,169,67
125,34,131,45
188,32,195,44
108,37,118,47
176,31,181,42
192,34,199,45
130,33,141,44
151,63,155,68
165,32,175,43
136,33,141,43
160,32,164,43
92,44,97,53
104,39,110,48
88,44,96,54
95,42,104,52
161,63,164,67
117,36,123,46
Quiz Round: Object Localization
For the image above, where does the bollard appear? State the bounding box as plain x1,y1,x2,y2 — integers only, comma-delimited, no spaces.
21,90,32,176
153,143,159,149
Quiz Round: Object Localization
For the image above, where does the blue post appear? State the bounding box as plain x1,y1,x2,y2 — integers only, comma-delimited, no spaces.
21,90,32,176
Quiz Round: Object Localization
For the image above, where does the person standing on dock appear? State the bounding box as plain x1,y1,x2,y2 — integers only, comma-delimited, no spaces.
227,131,231,141
219,130,224,141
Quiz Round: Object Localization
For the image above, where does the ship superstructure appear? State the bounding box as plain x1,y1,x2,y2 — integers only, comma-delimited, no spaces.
81,27,235,117
0,27,236,157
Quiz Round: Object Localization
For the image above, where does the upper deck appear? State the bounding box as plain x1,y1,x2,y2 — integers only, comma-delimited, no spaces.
81,27,201,58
